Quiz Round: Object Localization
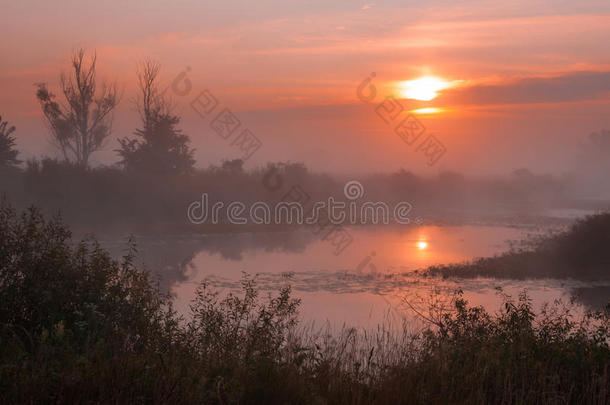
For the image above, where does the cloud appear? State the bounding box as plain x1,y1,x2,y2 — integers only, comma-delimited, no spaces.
439,71,610,106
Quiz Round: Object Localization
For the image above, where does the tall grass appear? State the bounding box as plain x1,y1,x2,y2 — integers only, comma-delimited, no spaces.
425,212,610,280
1,205,609,404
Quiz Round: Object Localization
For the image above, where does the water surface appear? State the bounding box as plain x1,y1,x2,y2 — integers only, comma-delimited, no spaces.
101,222,607,328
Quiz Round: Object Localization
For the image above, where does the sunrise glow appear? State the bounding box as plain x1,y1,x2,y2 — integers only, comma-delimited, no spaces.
399,77,452,101
416,240,429,250
2,2,610,400
412,107,443,115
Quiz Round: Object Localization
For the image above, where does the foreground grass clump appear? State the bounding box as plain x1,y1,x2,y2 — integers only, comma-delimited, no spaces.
1,205,609,404
0,205,305,403
425,212,610,280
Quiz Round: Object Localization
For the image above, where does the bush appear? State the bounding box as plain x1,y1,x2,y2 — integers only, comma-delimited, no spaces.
0,203,181,402
0,204,306,403
0,205,608,403
426,213,610,280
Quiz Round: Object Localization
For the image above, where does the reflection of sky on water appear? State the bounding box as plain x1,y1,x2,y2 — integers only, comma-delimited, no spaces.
100,225,610,328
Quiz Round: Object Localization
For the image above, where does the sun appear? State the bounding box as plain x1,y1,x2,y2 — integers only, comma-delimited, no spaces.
399,76,451,101
416,240,428,250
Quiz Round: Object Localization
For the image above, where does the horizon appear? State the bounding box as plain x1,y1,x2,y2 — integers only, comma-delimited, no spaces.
2,2,610,403
2,0,610,175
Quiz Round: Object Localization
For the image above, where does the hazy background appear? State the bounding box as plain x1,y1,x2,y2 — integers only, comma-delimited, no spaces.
2,0,610,176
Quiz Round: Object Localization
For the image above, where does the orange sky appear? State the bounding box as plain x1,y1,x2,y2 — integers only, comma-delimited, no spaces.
2,0,610,174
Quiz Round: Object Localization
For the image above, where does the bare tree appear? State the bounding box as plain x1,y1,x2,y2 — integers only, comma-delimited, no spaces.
117,61,194,175
134,60,170,131
35,49,119,167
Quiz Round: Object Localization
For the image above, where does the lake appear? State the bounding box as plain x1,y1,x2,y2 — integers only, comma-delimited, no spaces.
100,217,609,329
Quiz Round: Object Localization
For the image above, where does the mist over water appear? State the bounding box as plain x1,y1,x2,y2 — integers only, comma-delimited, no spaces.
95,217,604,328
3,2,610,401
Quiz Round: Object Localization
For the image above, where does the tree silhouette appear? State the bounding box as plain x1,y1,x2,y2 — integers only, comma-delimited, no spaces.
221,159,244,174
587,129,610,153
0,115,20,167
117,61,194,175
35,49,119,167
